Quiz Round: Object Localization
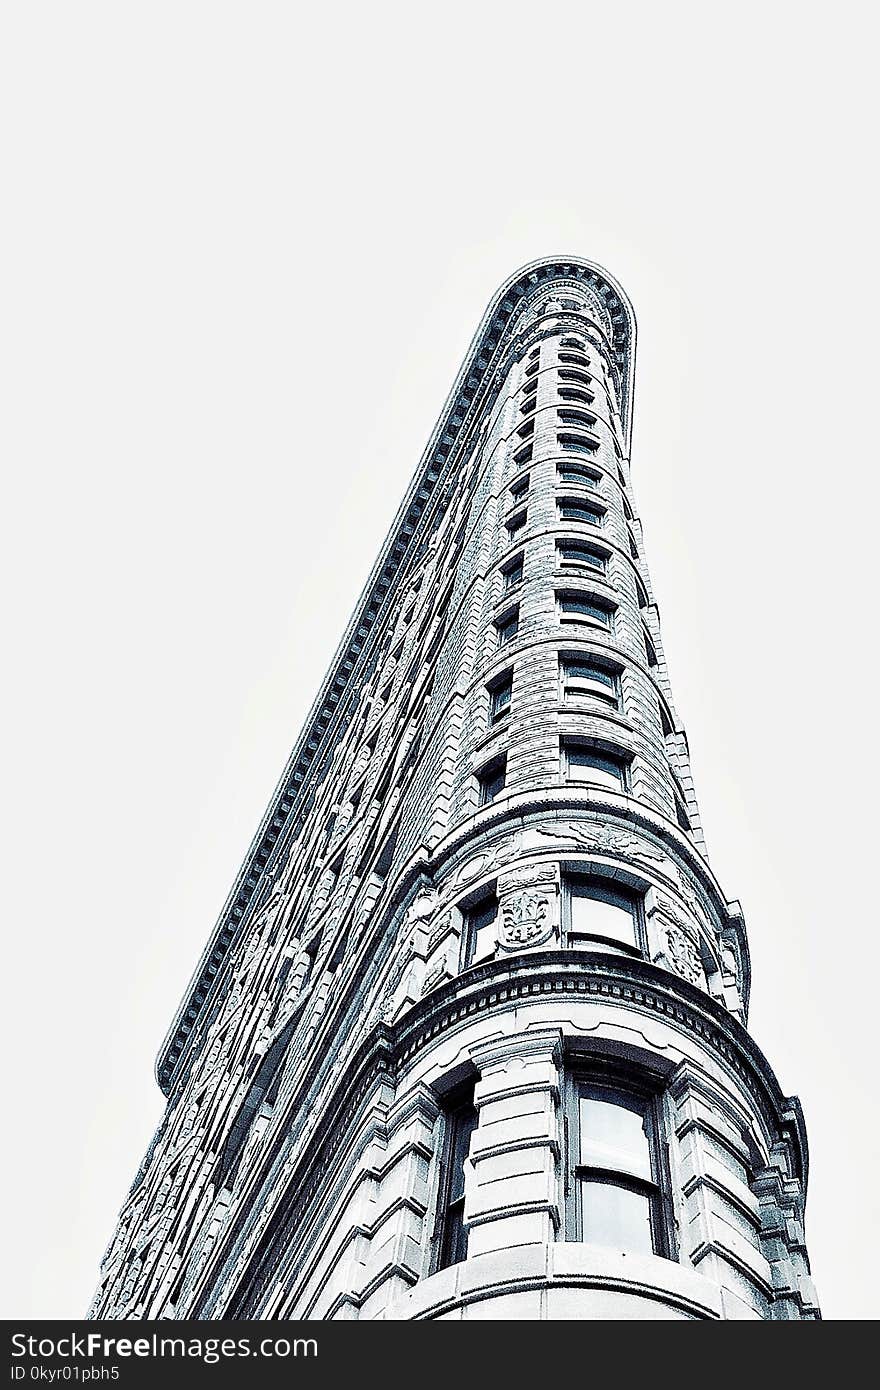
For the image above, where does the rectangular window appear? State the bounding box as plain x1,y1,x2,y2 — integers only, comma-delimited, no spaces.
436,1086,478,1270
513,442,533,466
561,655,620,707
488,672,513,723
464,894,498,966
559,368,592,388
644,632,658,667
477,755,507,806
558,591,615,629
558,498,604,526
566,1075,670,1258
557,461,600,487
558,408,597,429
558,432,599,455
562,742,629,791
502,554,524,590
510,473,530,503
557,540,607,573
565,877,641,950
495,605,519,646
506,509,527,540
559,387,595,407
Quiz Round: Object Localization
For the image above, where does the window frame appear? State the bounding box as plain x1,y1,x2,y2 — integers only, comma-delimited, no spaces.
434,1082,479,1272
461,891,499,968
487,670,513,724
563,1066,675,1259
509,471,530,504
505,507,527,540
557,496,606,527
558,431,599,455
476,753,507,807
501,552,524,591
557,460,601,488
562,873,645,953
561,740,631,792
556,539,609,574
557,589,616,630
560,653,621,708
494,604,520,647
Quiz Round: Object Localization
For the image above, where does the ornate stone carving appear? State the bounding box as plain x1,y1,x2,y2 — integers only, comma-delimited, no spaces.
421,954,451,996
452,832,525,890
497,862,558,897
531,821,666,863
405,889,439,930
665,923,703,985
498,890,554,951
426,910,454,954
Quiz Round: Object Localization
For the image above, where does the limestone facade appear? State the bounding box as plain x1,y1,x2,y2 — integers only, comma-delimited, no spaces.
90,258,819,1320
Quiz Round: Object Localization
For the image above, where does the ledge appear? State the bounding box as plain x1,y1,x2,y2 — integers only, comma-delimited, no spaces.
383,1243,721,1321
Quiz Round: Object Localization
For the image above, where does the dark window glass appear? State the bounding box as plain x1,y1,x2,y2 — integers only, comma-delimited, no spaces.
503,557,523,590
558,409,597,429
559,499,604,526
559,592,614,628
478,757,507,806
489,675,512,722
510,473,530,503
496,607,519,645
562,657,619,705
506,509,527,538
437,1089,478,1269
558,541,607,572
465,896,498,965
558,432,598,455
563,744,628,791
558,462,600,487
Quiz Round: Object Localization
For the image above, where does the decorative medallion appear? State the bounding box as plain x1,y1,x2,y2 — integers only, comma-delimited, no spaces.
498,890,554,950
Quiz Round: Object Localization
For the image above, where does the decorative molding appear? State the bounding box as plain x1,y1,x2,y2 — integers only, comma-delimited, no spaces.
498,890,555,951
156,258,637,1096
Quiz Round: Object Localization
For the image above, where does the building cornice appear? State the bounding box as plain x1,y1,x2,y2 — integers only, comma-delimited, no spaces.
214,950,804,1317
156,257,637,1095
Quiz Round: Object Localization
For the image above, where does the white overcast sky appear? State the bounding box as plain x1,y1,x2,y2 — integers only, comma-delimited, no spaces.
2,2,878,1321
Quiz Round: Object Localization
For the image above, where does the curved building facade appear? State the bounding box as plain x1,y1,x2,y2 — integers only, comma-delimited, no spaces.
91,258,819,1320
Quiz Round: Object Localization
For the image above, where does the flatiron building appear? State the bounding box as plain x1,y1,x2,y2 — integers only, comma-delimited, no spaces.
91,257,819,1320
